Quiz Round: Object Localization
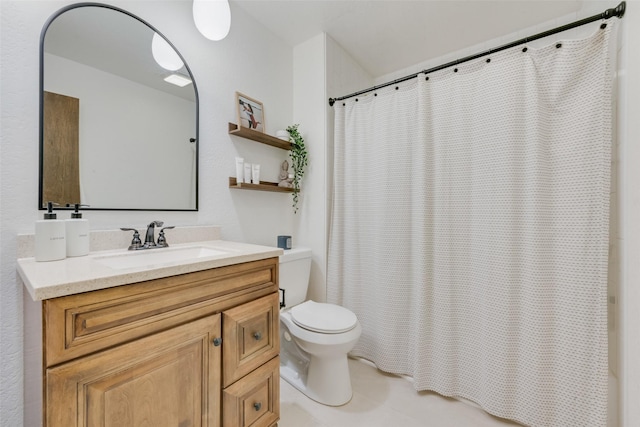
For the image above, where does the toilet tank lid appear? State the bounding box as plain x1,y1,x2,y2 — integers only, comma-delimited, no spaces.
279,247,312,263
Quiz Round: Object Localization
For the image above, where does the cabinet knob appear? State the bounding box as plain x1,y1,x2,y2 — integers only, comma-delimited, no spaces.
253,402,262,411
212,337,222,346
253,332,262,341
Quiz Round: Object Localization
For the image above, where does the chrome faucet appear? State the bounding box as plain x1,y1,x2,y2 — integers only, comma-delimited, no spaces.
144,221,164,247
121,221,174,250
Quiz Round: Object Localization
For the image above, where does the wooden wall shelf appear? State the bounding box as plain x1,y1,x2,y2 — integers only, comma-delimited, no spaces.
228,123,292,150
229,177,296,193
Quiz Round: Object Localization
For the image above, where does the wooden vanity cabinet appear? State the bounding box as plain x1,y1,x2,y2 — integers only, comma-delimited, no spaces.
42,257,280,427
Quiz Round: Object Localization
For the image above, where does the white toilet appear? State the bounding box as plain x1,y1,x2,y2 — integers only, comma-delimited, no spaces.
279,247,362,406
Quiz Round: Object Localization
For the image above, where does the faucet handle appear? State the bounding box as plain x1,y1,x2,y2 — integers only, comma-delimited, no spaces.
120,228,142,250
157,226,175,247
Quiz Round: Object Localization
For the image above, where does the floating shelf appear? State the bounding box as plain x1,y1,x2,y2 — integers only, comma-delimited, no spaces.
229,177,296,193
228,123,292,150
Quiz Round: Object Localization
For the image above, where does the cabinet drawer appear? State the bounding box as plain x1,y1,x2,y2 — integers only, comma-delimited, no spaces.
223,356,280,427
223,293,280,387
44,258,278,367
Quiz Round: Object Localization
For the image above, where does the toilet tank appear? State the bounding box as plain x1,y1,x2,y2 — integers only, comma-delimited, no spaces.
279,247,312,307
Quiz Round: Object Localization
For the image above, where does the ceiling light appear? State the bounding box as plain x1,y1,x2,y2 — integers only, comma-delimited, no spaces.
193,0,231,41
152,33,184,71
164,74,192,87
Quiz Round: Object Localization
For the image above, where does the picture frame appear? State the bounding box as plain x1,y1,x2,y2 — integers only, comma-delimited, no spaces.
236,92,265,133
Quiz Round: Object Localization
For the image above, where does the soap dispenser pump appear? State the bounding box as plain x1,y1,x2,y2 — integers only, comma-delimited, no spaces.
35,202,66,262
65,203,90,257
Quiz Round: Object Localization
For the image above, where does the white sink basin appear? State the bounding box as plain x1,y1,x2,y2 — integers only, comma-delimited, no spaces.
93,246,229,270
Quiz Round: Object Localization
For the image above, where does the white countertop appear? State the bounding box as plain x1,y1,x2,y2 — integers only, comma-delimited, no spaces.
18,240,283,301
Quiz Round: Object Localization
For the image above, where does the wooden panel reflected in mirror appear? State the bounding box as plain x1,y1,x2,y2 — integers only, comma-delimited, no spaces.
43,91,80,207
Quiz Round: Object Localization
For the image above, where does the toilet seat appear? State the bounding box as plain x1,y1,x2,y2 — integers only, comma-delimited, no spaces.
291,301,358,334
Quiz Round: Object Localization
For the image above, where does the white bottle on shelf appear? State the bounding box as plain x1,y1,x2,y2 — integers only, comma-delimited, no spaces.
65,203,90,257
235,157,245,184
35,202,66,262
252,164,261,184
244,162,252,183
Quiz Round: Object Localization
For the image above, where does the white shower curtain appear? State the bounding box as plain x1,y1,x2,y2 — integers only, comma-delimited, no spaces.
328,23,616,427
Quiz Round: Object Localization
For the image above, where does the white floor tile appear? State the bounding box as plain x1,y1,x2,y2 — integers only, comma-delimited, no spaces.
279,400,325,427
279,358,523,427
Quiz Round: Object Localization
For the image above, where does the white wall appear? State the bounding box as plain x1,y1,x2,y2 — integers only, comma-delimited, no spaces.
292,34,327,302
325,33,375,244
292,33,374,304
0,1,295,425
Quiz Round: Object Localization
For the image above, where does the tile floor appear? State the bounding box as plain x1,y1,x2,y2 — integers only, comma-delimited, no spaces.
278,358,522,427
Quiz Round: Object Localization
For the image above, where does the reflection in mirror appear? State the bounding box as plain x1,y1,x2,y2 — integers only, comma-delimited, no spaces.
40,3,198,210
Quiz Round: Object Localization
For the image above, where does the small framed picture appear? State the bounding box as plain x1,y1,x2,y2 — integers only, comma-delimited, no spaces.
236,92,265,133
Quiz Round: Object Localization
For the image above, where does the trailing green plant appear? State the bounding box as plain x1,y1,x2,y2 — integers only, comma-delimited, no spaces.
286,124,308,213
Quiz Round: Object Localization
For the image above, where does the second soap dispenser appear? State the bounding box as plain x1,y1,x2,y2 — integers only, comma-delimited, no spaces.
66,204,90,257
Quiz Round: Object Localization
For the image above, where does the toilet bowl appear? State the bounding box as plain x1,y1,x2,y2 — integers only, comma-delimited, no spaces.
279,248,361,406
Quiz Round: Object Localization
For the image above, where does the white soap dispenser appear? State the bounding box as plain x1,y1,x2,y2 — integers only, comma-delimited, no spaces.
35,202,66,262
65,203,90,257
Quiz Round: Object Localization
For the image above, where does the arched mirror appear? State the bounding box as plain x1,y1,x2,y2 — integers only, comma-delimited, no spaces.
40,3,198,211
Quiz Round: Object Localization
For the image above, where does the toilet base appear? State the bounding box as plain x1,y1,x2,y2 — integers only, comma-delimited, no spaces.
281,354,353,406
279,308,361,407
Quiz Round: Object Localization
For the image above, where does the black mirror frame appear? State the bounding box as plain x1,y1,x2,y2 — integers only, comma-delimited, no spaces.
39,2,199,211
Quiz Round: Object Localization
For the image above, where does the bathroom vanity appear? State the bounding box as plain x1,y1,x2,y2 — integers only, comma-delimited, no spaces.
18,237,282,427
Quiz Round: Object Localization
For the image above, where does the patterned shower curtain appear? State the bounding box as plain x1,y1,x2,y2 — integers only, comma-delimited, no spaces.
328,22,616,427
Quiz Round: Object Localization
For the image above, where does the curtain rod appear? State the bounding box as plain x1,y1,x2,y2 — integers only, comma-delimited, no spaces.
328,1,626,107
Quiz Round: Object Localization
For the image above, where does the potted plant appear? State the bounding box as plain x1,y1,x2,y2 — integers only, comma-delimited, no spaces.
286,124,308,213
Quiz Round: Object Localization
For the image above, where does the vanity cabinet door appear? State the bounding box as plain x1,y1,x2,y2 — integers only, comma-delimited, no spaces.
45,314,222,427
222,293,280,387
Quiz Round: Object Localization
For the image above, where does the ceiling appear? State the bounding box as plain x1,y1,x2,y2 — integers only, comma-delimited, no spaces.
234,0,583,78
